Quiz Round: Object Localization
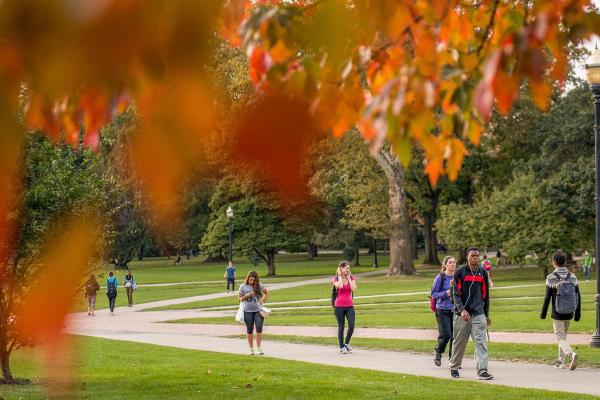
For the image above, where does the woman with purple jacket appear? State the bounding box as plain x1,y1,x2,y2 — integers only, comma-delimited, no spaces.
432,256,456,366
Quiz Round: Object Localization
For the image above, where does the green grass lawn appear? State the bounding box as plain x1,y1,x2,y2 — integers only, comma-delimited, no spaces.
154,265,598,333
73,253,384,311
93,253,383,285
3,336,598,400
241,334,600,368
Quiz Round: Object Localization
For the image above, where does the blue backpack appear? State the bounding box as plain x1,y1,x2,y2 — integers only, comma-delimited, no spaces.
553,272,578,314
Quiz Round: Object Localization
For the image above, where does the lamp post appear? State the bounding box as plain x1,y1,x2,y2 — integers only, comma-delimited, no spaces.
226,206,234,262
586,45,600,348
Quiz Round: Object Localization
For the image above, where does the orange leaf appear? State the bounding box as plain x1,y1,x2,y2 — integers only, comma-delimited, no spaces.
270,40,293,64
388,6,412,38
424,158,443,187
464,118,484,146
492,71,520,115
531,79,552,111
447,139,467,181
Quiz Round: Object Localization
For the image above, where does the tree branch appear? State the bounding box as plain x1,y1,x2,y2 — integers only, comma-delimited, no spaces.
476,0,500,56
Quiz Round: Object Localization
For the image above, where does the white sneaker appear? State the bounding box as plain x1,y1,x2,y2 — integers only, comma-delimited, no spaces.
555,360,566,369
569,352,578,370
256,347,264,355
249,348,255,355
340,347,349,354
344,344,352,353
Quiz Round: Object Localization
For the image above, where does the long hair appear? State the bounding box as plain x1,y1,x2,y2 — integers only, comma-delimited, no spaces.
245,270,262,297
441,256,455,273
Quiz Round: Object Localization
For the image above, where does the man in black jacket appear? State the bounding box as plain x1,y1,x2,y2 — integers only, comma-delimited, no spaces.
449,247,493,380
540,251,581,370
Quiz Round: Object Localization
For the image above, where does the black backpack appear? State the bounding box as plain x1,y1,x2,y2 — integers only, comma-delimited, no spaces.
107,281,117,297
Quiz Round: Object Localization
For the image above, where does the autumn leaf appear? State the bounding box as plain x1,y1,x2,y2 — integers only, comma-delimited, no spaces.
530,79,552,111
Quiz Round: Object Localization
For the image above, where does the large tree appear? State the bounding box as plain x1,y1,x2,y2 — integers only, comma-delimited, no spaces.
0,134,106,382
200,172,318,275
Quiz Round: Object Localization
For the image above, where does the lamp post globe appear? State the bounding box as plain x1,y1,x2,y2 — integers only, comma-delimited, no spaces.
585,45,600,348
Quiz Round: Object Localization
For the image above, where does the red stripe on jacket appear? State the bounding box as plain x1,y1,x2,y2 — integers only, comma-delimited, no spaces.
461,275,487,299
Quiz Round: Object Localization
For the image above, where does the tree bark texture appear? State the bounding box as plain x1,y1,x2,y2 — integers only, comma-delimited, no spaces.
374,149,416,275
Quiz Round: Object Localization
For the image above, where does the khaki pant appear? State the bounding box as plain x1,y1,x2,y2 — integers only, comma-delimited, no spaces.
449,313,488,372
552,319,573,362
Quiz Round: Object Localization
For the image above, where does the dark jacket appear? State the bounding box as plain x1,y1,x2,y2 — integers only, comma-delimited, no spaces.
452,264,490,317
540,267,581,321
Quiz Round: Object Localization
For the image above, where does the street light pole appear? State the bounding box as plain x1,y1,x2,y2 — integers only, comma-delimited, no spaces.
586,46,600,348
226,206,234,262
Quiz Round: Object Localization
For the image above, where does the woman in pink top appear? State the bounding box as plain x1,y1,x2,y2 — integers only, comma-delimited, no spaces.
332,260,357,354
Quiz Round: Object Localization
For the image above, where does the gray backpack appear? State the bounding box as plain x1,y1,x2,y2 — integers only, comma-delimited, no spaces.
553,272,578,314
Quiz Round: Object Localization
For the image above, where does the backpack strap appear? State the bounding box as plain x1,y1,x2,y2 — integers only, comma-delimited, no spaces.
553,272,562,281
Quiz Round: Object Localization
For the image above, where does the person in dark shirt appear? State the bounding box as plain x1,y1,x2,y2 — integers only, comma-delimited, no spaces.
540,251,581,370
224,260,236,292
449,247,493,380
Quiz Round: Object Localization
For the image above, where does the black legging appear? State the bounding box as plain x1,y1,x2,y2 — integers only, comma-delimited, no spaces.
107,295,117,312
435,309,453,356
334,306,355,348
244,311,264,334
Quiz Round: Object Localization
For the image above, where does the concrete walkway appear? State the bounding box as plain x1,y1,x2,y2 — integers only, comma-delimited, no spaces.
65,270,600,397
66,307,600,397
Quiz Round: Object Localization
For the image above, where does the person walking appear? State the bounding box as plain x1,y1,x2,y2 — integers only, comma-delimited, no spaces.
449,247,493,380
83,274,100,316
431,256,456,366
225,260,236,292
332,260,357,354
238,271,269,355
123,271,136,307
540,251,582,370
582,251,592,281
106,271,118,314
480,254,494,287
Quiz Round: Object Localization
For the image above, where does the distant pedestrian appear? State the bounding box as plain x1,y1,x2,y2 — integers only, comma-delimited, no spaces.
480,254,494,287
496,248,504,266
582,251,592,281
225,260,236,292
174,255,182,266
84,274,100,316
123,271,136,307
238,271,269,355
332,260,357,354
541,251,581,370
106,271,118,314
431,256,456,366
449,247,493,380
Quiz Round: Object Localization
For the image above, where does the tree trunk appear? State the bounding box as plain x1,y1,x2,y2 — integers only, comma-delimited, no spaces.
457,247,467,265
373,238,379,268
374,149,416,276
354,245,360,266
411,223,418,260
137,244,145,261
307,243,318,260
423,214,441,265
266,251,276,276
0,348,13,383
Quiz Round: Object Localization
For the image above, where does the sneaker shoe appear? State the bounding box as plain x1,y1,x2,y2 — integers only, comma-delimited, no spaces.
450,369,459,378
344,344,353,353
248,348,255,355
477,370,494,380
340,347,349,354
555,360,566,369
569,352,578,370
256,347,264,355
434,352,442,367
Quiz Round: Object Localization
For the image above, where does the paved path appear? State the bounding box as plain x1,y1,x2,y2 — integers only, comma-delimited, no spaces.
66,307,600,397
65,271,600,397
